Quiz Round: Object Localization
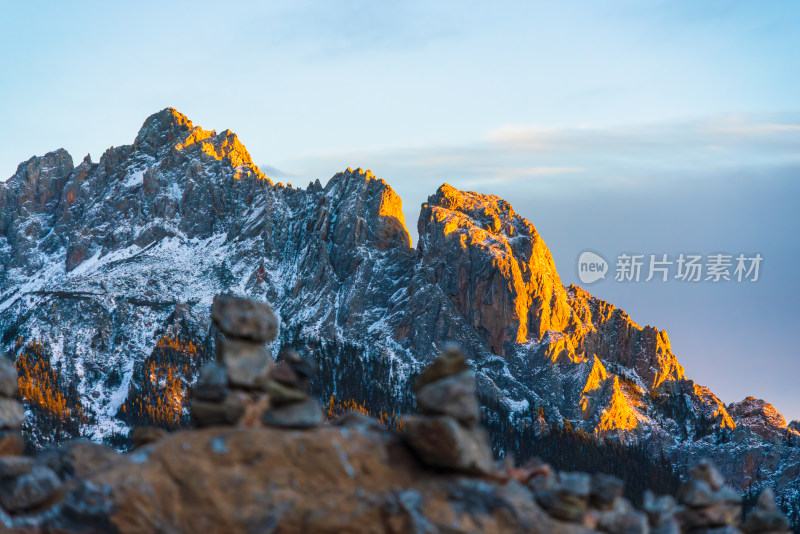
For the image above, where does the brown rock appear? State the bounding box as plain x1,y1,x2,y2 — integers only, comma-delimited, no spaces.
269,361,301,388
194,362,228,401
191,395,245,428
419,185,574,355
0,398,24,430
415,370,480,426
0,431,24,457
742,488,791,533
132,427,168,449
261,398,323,429
0,357,18,398
211,294,277,342
414,345,469,391
216,338,271,390
403,415,495,475
265,380,307,407
85,426,590,534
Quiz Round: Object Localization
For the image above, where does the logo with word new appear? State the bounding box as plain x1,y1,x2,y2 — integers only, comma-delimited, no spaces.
577,251,608,284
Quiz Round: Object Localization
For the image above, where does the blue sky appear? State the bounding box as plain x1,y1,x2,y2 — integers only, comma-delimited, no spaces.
1,1,799,419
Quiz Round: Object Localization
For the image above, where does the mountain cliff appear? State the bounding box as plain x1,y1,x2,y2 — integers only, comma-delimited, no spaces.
1,109,798,517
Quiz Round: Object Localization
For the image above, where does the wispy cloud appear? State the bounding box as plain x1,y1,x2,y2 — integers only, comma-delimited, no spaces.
274,112,800,198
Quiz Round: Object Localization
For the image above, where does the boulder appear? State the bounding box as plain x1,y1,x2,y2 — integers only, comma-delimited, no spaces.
591,473,624,509
191,395,245,428
692,460,726,491
261,398,323,429
265,380,308,407
403,415,495,475
211,294,277,342
0,399,24,430
742,488,791,533
414,345,469,391
415,370,480,426
0,431,24,457
194,362,229,401
0,357,18,398
216,338,271,390
0,464,62,513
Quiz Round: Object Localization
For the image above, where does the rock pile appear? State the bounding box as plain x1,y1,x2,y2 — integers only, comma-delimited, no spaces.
191,294,277,427
403,344,495,475
0,359,70,519
741,488,791,534
524,461,648,533
675,459,743,532
0,358,24,456
261,348,323,428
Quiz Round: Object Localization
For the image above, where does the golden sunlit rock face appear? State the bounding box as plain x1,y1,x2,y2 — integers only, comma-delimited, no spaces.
419,184,573,355
728,396,798,440
566,285,685,390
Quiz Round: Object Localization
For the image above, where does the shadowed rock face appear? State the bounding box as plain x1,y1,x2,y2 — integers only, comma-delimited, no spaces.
1,108,798,516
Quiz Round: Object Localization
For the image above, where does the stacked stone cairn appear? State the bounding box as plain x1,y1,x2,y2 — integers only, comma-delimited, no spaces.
192,294,324,429
0,357,64,514
741,488,791,534
261,348,323,428
192,294,277,427
674,459,744,533
403,344,495,475
0,357,24,456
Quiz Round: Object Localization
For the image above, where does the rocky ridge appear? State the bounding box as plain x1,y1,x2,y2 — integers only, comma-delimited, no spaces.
0,109,799,521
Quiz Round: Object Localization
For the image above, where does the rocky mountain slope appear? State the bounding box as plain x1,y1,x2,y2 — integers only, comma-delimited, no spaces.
1,109,798,518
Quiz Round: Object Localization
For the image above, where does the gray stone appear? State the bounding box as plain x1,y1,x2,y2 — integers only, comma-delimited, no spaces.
535,490,586,522
414,346,470,392
403,415,495,476
742,488,791,533
415,370,480,426
756,487,778,512
591,473,624,509
0,464,62,512
678,479,715,507
194,362,229,401
333,412,385,432
265,380,308,407
676,501,740,530
0,398,24,430
0,456,35,478
597,508,649,534
261,398,323,429
191,395,245,427
217,338,271,390
643,491,678,528
0,357,17,398
559,471,591,498
212,294,278,342
692,460,726,491
279,349,317,384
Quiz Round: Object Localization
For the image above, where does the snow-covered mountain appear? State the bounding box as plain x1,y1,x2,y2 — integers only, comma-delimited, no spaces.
1,109,798,513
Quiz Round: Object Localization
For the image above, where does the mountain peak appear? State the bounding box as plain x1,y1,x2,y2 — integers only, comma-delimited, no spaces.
133,107,195,156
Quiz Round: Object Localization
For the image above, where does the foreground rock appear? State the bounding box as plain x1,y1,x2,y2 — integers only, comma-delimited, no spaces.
0,358,24,457
0,425,592,534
